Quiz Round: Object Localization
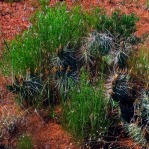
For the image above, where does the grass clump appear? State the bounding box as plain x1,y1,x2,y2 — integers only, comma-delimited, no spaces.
1,4,99,76
128,46,149,86
17,134,33,149
97,10,139,38
1,3,139,77
63,70,109,140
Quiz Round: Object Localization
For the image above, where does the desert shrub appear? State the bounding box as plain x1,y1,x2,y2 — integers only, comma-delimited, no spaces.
63,70,109,140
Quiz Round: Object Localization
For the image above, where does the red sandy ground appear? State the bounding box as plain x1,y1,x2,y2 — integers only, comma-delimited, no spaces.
0,0,148,148
0,75,78,148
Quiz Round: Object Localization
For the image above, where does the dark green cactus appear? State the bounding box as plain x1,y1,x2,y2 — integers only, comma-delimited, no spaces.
117,52,128,68
87,31,113,56
7,73,43,103
51,46,78,97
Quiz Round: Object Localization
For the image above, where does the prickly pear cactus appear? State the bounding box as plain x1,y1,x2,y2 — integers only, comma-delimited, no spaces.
106,71,149,146
124,90,149,147
134,91,148,141
108,72,136,104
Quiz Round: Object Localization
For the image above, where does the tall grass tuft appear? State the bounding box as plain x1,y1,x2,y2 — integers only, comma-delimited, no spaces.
17,134,33,149
128,46,149,86
0,4,99,76
63,70,109,140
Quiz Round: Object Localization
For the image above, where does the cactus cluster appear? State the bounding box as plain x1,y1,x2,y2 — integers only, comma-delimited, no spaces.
51,46,79,97
108,71,149,146
6,70,43,106
132,90,149,146
79,31,113,65
105,36,148,147
6,31,115,104
51,46,78,78
6,31,144,147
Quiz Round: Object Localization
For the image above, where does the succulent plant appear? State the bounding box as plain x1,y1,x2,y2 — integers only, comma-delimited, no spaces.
121,90,149,147
51,46,78,97
120,102,134,123
79,31,113,65
106,71,149,145
111,73,136,104
51,46,78,78
102,32,135,70
117,51,128,68
106,71,138,123
90,31,113,56
7,71,43,103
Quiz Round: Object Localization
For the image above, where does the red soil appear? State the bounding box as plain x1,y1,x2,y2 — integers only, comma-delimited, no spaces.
0,0,149,148
0,0,37,56
25,110,78,149
0,75,78,148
